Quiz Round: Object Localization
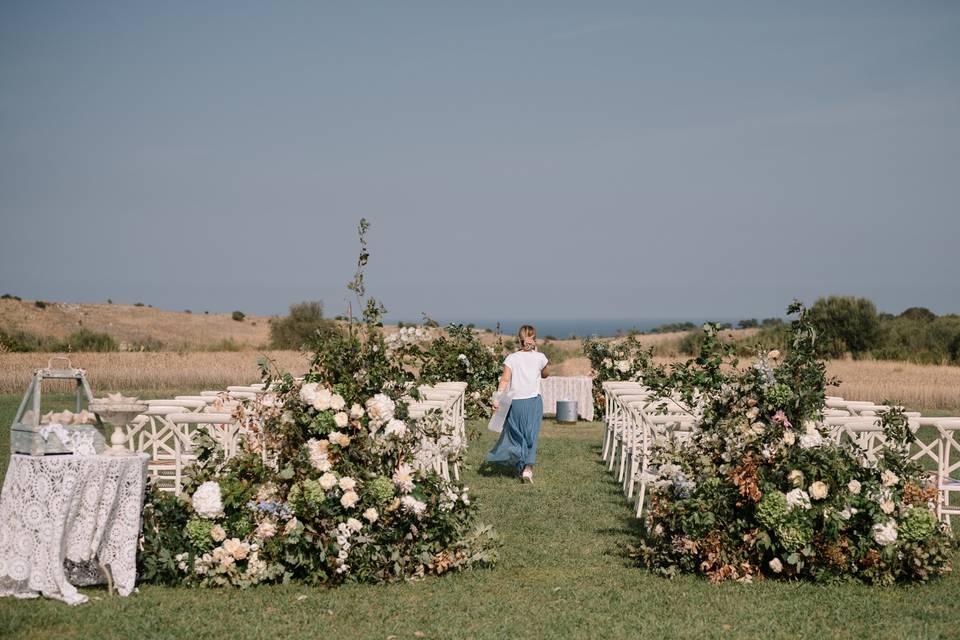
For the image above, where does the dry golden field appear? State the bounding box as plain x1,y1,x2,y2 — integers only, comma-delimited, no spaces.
0,351,310,395
0,298,274,349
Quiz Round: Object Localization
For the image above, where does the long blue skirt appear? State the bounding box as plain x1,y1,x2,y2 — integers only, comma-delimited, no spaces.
486,395,543,471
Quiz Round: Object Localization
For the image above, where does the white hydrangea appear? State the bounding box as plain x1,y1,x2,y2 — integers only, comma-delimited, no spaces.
192,481,224,519
338,476,357,491
873,520,898,546
299,382,320,406
799,428,824,449
384,419,408,439
785,488,811,511
401,495,427,517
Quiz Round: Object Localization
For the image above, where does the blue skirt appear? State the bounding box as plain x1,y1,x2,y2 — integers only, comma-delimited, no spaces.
486,395,543,471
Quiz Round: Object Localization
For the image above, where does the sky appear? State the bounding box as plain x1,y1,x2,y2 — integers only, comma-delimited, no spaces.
1,1,958,322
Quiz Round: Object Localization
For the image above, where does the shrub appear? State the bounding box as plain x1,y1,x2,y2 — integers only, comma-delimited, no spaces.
58,329,118,352
34,300,47,309
1,294,21,301
808,296,881,358
269,302,334,350
582,334,653,417
134,302,145,307
738,319,759,329
0,328,50,352
232,311,245,322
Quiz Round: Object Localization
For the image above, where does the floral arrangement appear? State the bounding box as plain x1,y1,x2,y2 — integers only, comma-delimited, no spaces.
137,220,498,587
398,324,506,421
582,334,652,418
633,302,955,584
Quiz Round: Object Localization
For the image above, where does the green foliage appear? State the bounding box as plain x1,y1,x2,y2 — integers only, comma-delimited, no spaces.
59,328,118,352
582,334,653,418
738,318,759,329
269,301,335,350
1,293,21,300
807,295,881,358
633,302,955,584
0,328,49,352
650,321,696,334
34,300,47,309
231,310,245,322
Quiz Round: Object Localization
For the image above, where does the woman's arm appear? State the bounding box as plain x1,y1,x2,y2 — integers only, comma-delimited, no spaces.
541,365,550,379
492,366,512,410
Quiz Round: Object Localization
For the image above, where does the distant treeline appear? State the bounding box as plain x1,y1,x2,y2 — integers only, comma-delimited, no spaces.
672,296,960,365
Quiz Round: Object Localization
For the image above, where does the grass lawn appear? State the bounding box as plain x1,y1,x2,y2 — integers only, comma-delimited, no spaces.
0,394,958,639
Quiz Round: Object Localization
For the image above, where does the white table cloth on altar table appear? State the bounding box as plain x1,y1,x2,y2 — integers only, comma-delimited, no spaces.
541,376,594,421
0,453,150,605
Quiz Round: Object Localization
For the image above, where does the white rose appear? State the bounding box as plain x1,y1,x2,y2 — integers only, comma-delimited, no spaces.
809,481,829,501
365,394,396,426
223,538,249,561
306,439,332,472
602,358,613,369
768,558,783,573
334,412,349,428
400,495,427,516
283,517,301,536
872,520,898,546
350,403,365,419
256,520,277,540
210,524,226,542
329,431,351,447
339,476,357,492
848,479,862,495
330,394,346,411
615,360,630,373
881,469,899,487
782,431,796,446
340,490,359,509
363,507,379,523
787,470,805,488
346,517,363,533
746,407,760,420
192,481,224,519
880,500,895,514
319,473,338,491
767,350,781,360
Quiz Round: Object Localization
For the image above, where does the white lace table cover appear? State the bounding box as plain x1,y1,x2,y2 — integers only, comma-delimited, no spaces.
0,453,150,605
541,376,594,421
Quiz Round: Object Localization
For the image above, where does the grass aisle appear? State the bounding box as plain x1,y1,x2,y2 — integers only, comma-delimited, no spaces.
0,398,958,639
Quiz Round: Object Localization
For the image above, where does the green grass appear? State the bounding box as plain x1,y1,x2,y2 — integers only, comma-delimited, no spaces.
1,395,958,639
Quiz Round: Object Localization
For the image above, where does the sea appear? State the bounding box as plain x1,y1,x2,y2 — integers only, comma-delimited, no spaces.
392,318,740,339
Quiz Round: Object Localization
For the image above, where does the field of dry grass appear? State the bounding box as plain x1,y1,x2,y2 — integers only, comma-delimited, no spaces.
0,299,273,349
0,351,310,395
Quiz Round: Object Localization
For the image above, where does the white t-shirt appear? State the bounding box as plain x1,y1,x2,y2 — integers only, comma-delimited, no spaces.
504,350,549,400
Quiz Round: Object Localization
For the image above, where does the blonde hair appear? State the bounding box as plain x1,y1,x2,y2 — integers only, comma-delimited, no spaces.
517,325,537,351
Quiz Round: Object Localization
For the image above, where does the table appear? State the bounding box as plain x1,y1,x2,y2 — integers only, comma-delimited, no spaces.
541,376,594,421
0,453,150,605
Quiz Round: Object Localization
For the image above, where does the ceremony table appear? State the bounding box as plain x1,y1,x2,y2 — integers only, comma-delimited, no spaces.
0,453,150,605
541,376,594,421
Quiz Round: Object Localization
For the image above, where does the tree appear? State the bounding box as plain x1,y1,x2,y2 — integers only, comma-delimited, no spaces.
807,295,880,358
269,301,334,349
899,307,937,323
232,310,245,322
738,318,759,329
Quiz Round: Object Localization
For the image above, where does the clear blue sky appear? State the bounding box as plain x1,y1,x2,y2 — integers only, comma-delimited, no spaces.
1,1,958,321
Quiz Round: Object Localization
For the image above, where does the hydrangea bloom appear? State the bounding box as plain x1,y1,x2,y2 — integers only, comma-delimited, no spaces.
192,481,224,519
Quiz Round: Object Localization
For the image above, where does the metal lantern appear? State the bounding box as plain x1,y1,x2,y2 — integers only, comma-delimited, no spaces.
10,356,105,455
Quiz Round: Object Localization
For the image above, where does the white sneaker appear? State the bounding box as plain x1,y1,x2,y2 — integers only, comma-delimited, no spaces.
521,468,533,484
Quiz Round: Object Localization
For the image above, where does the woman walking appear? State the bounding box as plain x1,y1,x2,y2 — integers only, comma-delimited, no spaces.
486,324,549,482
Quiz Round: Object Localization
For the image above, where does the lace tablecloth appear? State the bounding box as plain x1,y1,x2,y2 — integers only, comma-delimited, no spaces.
541,376,594,421
0,453,150,605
